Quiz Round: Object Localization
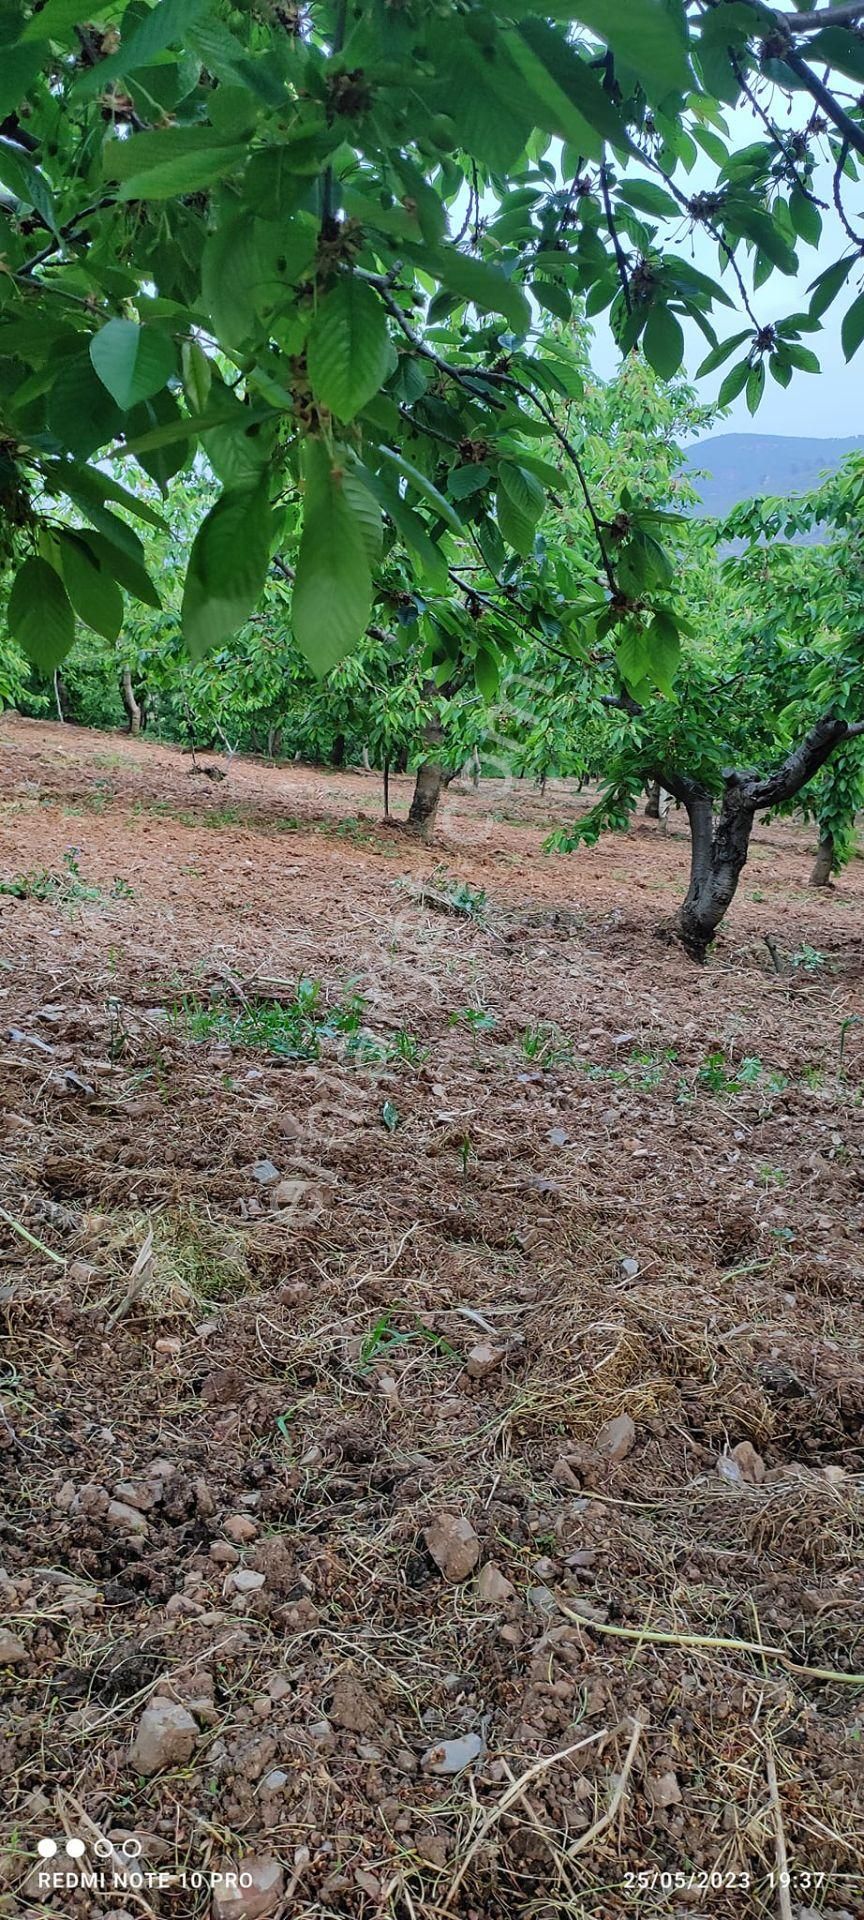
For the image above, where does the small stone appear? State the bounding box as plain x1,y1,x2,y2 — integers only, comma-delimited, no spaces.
130,1699,198,1776
717,1453,744,1485
648,1769,682,1808
251,1160,280,1186
210,1542,240,1567
106,1500,149,1536
0,1630,27,1663
552,1456,582,1490
424,1511,480,1583
112,1480,157,1511
595,1413,636,1463
415,1833,450,1868
261,1769,288,1792
224,1514,258,1544
499,1623,522,1647
227,1569,266,1595
330,1671,379,1735
730,1440,766,1485
422,1732,486,1774
211,1855,284,1920
528,1584,558,1615
475,1563,517,1606
465,1342,502,1379
618,1256,640,1281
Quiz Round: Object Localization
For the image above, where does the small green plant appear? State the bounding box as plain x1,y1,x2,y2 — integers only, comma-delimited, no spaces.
359,1310,457,1370
520,1023,573,1069
790,943,827,972
758,1165,787,1187
449,1006,497,1033
696,1050,787,1096
430,868,488,920
0,847,134,907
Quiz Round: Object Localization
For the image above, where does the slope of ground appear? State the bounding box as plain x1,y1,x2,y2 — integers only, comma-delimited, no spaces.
0,719,862,1920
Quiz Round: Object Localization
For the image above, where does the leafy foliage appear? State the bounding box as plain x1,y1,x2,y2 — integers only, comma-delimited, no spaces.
1,0,864,699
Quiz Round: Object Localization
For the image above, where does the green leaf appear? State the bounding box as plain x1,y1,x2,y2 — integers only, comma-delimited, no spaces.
805,25,864,82
48,353,124,460
0,43,46,120
90,321,175,410
8,557,75,673
642,304,685,378
614,622,651,699
181,484,273,660
426,247,531,335
47,460,168,533
696,328,751,376
0,136,58,234
572,0,693,100
84,534,162,610
788,185,822,248
842,290,864,362
181,340,212,415
745,359,765,414
503,18,633,159
648,609,681,694
620,178,681,219
292,440,372,677
126,390,188,490
474,646,499,702
58,532,124,641
74,0,210,95
376,445,464,535
808,253,856,320
532,279,572,322
306,276,390,422
717,358,750,406
498,460,544,527
354,464,448,590
21,0,112,40
448,464,492,499
104,126,244,199
497,485,536,557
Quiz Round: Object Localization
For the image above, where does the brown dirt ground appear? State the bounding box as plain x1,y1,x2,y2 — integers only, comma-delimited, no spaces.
0,715,862,1920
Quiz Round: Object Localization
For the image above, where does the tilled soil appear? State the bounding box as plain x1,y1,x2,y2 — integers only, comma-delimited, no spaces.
0,717,862,1920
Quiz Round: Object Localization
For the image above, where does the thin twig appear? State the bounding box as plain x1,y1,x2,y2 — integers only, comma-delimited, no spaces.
766,1747,795,1920
0,1205,66,1266
566,1716,645,1859
556,1599,864,1685
440,1729,608,1912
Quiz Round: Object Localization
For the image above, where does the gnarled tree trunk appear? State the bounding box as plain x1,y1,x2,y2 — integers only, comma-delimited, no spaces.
809,833,834,887
658,713,861,962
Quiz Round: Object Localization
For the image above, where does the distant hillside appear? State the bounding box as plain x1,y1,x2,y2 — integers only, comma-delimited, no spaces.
682,432,864,520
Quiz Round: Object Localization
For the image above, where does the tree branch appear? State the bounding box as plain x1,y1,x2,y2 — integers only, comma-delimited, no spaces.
739,711,856,810
778,45,864,161
774,3,864,27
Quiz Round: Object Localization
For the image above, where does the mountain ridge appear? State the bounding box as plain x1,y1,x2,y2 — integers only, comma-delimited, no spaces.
681,431,864,520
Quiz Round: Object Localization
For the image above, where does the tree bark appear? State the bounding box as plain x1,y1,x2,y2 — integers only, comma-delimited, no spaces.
644,779,660,818
121,668,142,736
809,833,835,887
407,760,449,838
659,713,859,961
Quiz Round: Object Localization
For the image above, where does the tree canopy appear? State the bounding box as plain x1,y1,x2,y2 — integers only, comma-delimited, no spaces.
2,0,864,700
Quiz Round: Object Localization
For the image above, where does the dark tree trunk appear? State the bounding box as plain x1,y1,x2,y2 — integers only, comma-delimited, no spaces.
408,760,448,838
658,713,860,963
672,784,756,962
809,833,835,887
331,732,346,767
121,668,142,736
267,725,282,760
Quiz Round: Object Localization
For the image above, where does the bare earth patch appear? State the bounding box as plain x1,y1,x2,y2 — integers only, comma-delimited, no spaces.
0,718,862,1920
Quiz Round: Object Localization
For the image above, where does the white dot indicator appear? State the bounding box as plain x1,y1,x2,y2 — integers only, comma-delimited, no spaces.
65,1839,86,1859
37,1839,58,1859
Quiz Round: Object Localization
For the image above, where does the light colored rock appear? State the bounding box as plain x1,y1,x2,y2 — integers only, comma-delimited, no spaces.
252,1160,280,1186
227,1569,266,1595
130,1699,198,1776
475,1563,517,1606
648,1768,682,1808
212,1855,284,1920
595,1413,636,1463
260,1769,288,1792
106,1500,149,1535
552,1455,582,1490
0,1630,27,1663
425,1512,480,1583
422,1731,486,1774
210,1541,240,1567
465,1342,502,1379
224,1514,258,1544
730,1440,766,1485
